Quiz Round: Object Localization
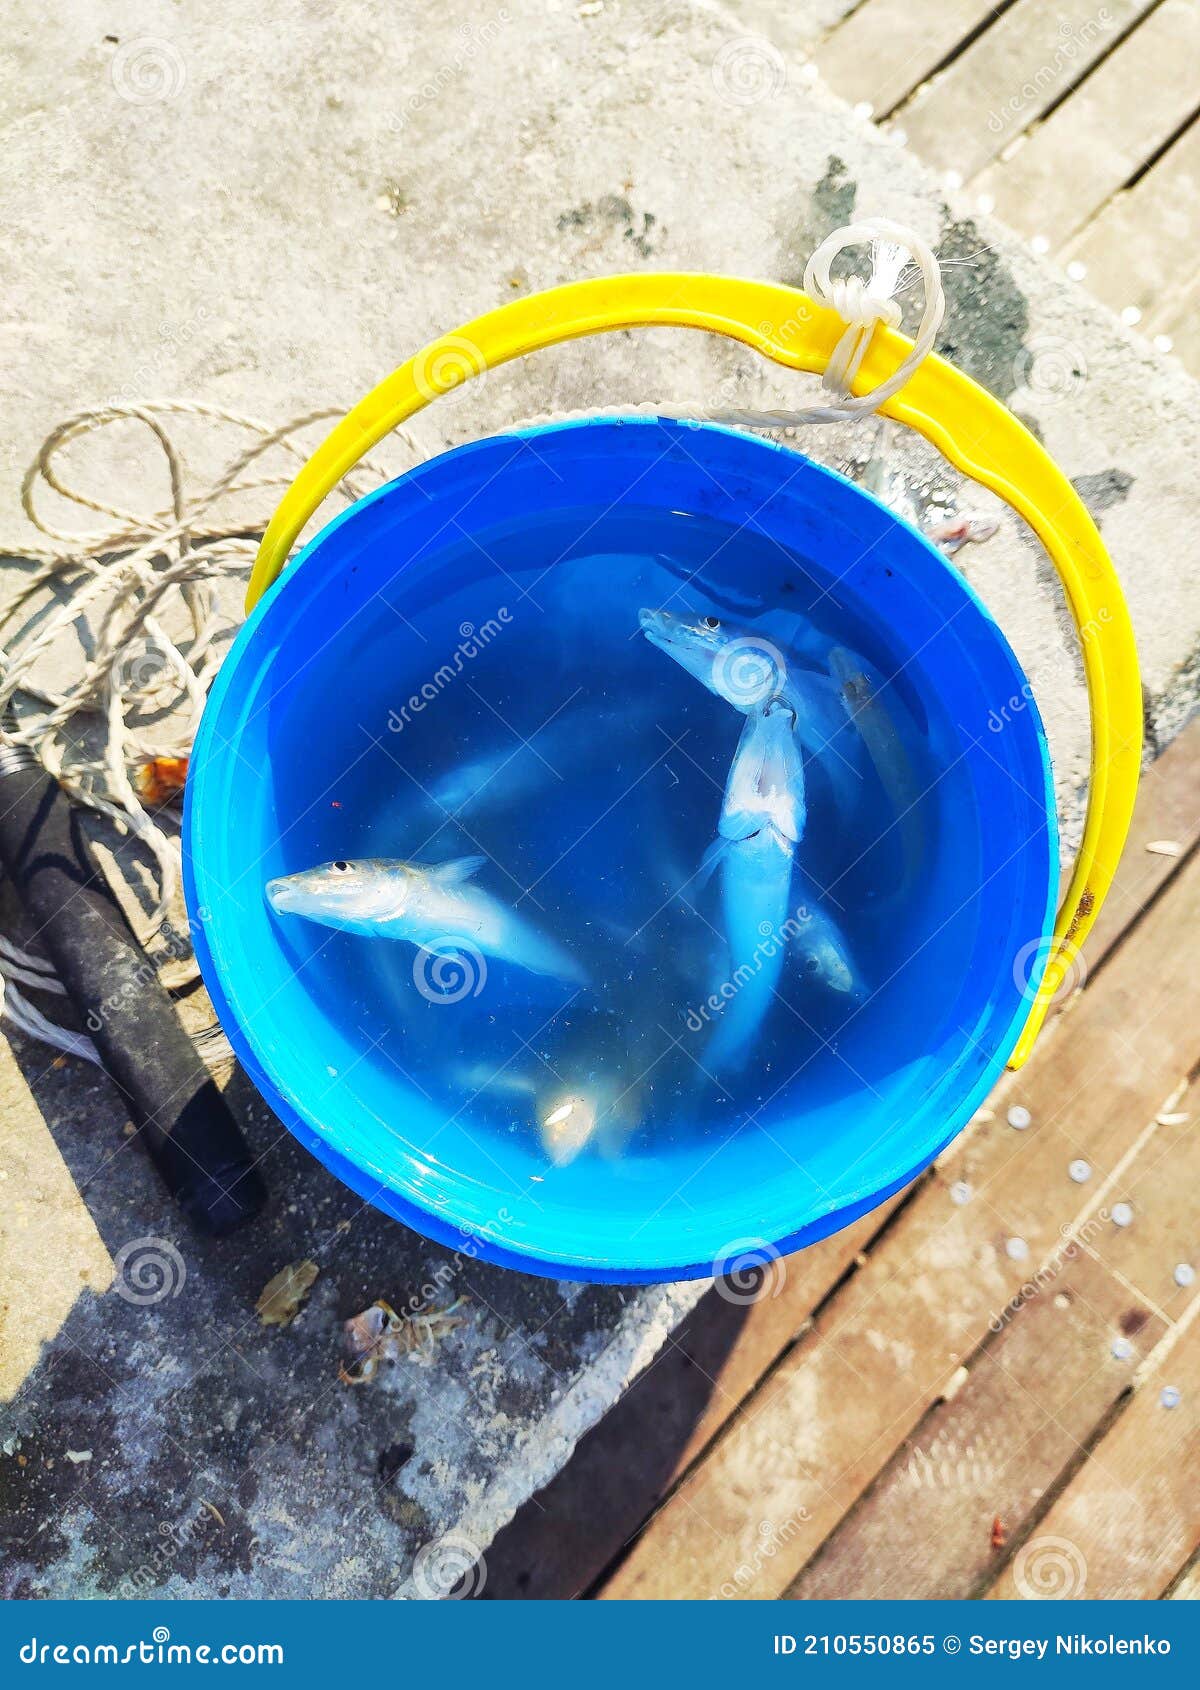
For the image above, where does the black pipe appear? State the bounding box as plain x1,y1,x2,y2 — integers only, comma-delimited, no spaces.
0,738,266,1234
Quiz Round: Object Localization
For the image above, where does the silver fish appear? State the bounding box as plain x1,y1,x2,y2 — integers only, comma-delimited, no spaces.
638,605,866,816
639,606,790,712
452,1007,647,1166
828,646,922,886
265,854,586,986
790,866,861,998
700,701,805,1072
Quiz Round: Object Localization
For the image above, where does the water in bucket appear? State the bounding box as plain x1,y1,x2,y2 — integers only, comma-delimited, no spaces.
262,504,978,1182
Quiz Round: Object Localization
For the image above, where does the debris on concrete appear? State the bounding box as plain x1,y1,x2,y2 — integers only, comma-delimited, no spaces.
340,1298,468,1385
134,756,190,806
255,1260,320,1327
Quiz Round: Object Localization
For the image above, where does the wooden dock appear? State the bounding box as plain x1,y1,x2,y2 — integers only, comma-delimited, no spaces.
754,0,1200,374
482,720,1200,1599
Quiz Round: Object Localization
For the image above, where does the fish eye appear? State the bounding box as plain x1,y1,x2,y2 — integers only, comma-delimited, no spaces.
702,615,721,630
331,860,352,874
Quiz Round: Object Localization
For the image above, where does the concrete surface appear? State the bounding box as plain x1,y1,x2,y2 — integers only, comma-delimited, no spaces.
1,0,1198,1597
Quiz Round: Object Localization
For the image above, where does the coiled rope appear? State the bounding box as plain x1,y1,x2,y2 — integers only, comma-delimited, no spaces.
0,405,416,1060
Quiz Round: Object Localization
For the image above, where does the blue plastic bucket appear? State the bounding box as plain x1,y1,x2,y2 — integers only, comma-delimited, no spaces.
184,418,1056,1282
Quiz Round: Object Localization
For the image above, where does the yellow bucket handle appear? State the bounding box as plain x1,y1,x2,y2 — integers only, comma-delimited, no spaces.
247,273,1141,1068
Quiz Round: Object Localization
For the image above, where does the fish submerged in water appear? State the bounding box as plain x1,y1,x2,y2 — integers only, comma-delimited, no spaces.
638,605,866,815
452,1004,648,1167
266,855,586,987
639,606,791,712
641,610,863,1068
790,866,861,998
698,714,860,1070
699,701,805,1072
828,646,922,888
425,700,658,822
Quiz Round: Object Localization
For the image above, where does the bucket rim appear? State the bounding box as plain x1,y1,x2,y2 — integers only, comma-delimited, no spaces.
185,414,1059,1281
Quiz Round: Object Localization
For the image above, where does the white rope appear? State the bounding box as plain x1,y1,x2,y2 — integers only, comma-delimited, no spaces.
0,403,415,1060
703,217,945,428
0,971,101,1064
0,219,943,1065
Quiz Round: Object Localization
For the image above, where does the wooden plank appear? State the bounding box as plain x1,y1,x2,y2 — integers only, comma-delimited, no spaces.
898,0,1150,184
984,1298,1200,1598
1087,1083,1197,1325
786,1101,1198,1599
972,0,1200,246
1167,1553,1200,1599
815,0,1006,119
480,1198,903,1598
1081,718,1200,965
599,848,1200,1599
786,1250,1165,1599
1062,120,1200,320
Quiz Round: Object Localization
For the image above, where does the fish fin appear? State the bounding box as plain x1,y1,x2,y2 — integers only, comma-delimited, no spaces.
695,836,728,889
427,854,487,885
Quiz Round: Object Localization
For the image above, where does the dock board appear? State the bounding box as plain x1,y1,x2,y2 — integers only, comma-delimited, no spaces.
806,0,1200,376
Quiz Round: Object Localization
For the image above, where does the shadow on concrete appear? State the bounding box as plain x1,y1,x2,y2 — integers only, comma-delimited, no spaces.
477,1282,751,1599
